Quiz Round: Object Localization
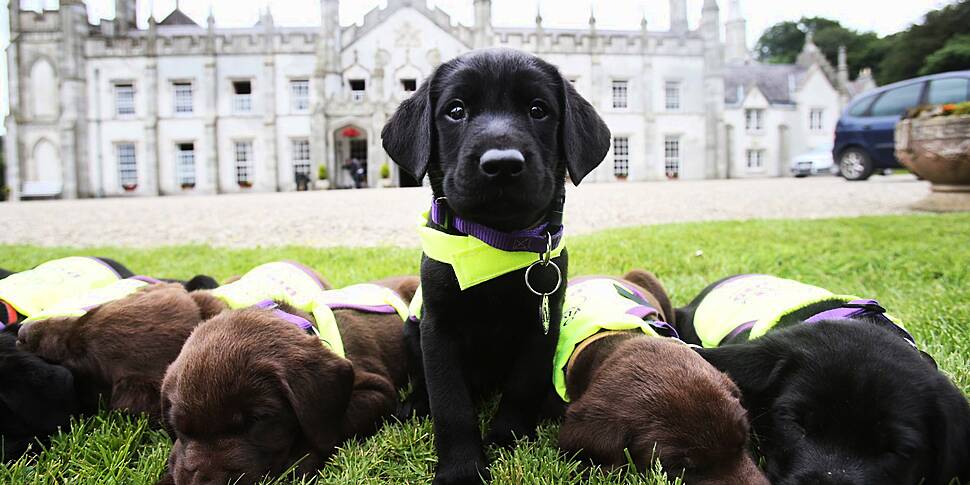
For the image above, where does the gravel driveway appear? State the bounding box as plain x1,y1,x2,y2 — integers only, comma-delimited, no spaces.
1,175,929,248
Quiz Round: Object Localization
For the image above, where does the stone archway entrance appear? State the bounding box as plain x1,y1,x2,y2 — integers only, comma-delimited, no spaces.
334,125,368,189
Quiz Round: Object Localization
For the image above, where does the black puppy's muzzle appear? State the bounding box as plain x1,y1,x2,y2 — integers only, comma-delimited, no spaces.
479,149,525,178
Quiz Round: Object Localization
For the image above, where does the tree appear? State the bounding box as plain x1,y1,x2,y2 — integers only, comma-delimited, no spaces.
879,0,970,84
920,34,970,75
754,17,882,78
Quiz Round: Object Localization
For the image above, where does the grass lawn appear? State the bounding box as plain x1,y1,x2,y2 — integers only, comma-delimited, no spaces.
1,213,968,484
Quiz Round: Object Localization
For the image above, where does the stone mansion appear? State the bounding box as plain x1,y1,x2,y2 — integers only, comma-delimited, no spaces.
4,0,876,199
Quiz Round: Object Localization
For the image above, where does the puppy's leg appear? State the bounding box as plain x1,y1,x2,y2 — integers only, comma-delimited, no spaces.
340,370,398,440
110,376,162,420
422,320,489,485
397,318,430,419
558,409,628,469
485,327,558,448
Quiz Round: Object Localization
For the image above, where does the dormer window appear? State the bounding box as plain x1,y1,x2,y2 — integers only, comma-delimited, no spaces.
400,79,417,92
233,80,253,113
349,79,366,102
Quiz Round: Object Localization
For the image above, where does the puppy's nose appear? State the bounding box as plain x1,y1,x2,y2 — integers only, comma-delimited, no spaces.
479,149,525,178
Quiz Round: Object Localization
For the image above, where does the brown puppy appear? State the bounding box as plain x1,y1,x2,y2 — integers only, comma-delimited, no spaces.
17,262,333,420
157,278,416,485
17,283,224,418
557,270,767,485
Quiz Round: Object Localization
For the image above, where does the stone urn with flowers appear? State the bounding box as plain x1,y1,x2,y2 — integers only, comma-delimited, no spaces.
895,102,970,211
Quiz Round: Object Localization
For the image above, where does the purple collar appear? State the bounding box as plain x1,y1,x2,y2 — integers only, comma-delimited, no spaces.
429,198,564,254
253,300,315,334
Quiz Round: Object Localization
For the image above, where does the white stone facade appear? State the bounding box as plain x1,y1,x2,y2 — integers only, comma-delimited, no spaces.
4,0,871,200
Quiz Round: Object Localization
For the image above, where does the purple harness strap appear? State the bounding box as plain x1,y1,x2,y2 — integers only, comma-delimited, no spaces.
327,303,398,314
253,300,315,334
804,298,916,345
130,275,162,284
430,198,563,254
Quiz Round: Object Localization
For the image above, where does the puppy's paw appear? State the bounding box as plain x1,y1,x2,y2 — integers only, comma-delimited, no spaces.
433,456,490,485
484,421,537,449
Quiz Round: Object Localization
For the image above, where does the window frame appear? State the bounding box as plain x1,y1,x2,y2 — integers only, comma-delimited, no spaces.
400,78,417,92
291,138,311,178
664,135,681,180
114,82,136,117
232,80,254,113
664,80,681,111
349,79,366,102
290,79,310,113
868,82,926,118
176,142,197,188
613,136,630,178
172,81,194,115
926,77,970,106
809,108,824,132
233,140,254,187
745,108,766,133
115,142,138,190
612,80,629,110
745,148,766,172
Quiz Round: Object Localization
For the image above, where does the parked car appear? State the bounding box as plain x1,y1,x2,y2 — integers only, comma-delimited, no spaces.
833,70,970,181
791,145,836,177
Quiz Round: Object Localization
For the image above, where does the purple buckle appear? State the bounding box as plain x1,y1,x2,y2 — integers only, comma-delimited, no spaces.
253,300,315,334
429,198,563,254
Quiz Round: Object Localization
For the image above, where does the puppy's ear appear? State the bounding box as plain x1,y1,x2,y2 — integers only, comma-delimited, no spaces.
279,349,354,457
622,269,674,324
183,275,220,292
382,76,434,180
110,376,162,419
929,379,970,484
696,344,789,410
560,77,611,185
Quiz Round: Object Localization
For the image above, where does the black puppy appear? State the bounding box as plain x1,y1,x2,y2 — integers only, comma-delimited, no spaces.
383,48,610,484
0,324,79,460
677,275,970,485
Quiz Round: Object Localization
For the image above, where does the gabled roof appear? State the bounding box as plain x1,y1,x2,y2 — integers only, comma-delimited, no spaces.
347,0,470,48
159,8,200,27
724,61,806,106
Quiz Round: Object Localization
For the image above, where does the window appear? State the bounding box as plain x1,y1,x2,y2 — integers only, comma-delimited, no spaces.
927,78,969,105
400,78,417,92
233,80,253,113
173,82,193,114
869,83,924,117
176,143,196,188
848,96,875,117
665,81,681,111
349,79,366,102
116,143,137,189
746,149,766,171
613,137,630,178
292,139,311,177
664,135,680,180
745,109,765,132
234,141,254,186
612,80,628,109
809,108,824,132
290,79,310,112
115,83,135,116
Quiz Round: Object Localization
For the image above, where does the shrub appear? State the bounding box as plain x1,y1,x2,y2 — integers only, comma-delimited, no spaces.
318,164,328,180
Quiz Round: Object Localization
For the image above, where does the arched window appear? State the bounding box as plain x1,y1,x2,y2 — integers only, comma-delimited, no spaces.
30,59,58,119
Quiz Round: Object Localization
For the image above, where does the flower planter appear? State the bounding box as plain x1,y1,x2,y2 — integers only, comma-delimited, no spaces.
314,179,331,190
379,178,393,188
895,114,970,212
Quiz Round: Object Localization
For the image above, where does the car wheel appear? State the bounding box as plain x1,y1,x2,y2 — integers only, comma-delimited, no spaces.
839,148,874,181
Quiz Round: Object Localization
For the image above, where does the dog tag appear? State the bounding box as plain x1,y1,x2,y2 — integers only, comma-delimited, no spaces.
540,293,550,335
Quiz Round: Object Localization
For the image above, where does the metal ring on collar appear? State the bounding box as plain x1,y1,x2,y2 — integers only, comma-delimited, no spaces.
524,259,562,297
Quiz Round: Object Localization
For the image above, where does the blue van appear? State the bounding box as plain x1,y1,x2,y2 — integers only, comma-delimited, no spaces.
833,70,970,180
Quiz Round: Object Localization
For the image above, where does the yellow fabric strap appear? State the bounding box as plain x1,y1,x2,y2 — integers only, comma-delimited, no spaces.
693,274,857,347
417,213,565,291
211,261,325,312
553,278,670,402
0,257,122,317
408,285,424,322
25,279,151,323
309,283,411,359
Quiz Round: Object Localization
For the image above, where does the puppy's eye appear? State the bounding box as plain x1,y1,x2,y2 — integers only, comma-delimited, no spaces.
446,101,466,121
529,101,548,120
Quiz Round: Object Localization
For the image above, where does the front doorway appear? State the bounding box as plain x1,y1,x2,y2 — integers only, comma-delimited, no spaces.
334,126,368,188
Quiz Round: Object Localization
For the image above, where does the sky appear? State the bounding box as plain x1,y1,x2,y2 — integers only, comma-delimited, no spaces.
0,0,957,135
